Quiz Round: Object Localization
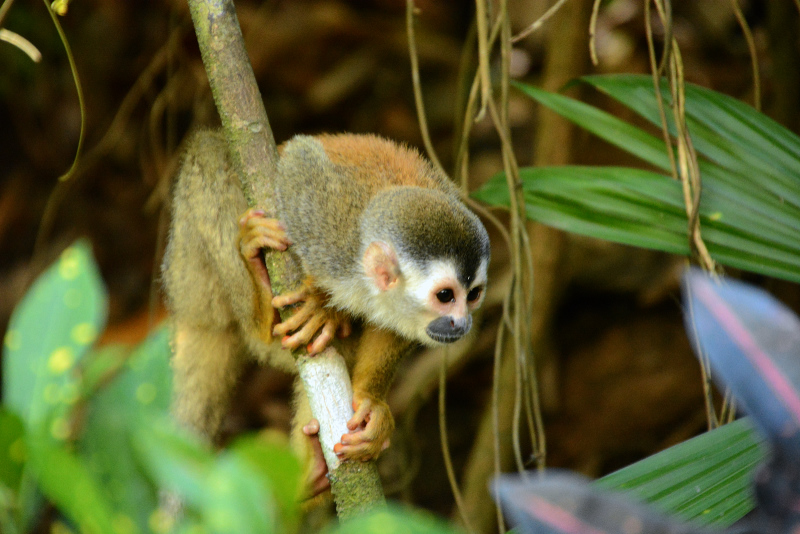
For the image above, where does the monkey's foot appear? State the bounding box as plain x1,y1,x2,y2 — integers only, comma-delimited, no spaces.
237,208,291,288
272,282,352,354
302,419,331,498
334,395,393,462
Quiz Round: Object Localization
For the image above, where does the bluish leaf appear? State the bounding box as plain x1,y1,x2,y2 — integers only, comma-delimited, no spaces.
681,268,800,456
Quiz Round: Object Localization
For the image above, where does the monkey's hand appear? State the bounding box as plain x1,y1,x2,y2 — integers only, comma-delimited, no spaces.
333,394,393,462
272,281,352,355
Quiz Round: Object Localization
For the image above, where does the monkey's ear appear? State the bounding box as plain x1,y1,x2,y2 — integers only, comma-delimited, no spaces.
363,241,400,292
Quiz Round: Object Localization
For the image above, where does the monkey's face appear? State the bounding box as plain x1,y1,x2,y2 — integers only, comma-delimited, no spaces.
362,241,489,346
400,258,488,346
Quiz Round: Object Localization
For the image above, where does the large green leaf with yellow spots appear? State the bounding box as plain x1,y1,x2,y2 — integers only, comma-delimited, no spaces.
1,240,109,531
2,240,107,429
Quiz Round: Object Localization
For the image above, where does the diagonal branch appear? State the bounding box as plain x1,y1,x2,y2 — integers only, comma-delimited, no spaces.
186,0,384,519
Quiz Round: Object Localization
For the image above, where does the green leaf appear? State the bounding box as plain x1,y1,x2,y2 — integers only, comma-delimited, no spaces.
328,504,458,534
231,435,302,532
2,240,107,428
133,416,299,534
77,327,173,532
473,166,800,283
132,416,214,510
506,77,800,283
200,453,279,534
596,418,765,527
580,74,800,210
26,435,118,534
510,80,672,172
0,409,25,492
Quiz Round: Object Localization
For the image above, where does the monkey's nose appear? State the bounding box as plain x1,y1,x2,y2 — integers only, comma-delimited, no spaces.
426,315,473,343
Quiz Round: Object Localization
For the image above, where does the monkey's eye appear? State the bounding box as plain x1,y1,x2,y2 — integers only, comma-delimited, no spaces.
467,286,483,303
436,289,455,303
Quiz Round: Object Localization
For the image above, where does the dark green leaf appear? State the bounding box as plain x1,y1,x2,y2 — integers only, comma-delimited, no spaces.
511,80,672,172
0,409,25,492
26,434,117,534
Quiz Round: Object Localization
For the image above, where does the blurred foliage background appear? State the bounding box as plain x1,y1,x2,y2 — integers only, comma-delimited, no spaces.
1,0,800,531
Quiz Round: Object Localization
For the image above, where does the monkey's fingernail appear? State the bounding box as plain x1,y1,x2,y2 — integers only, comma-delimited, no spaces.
253,209,266,216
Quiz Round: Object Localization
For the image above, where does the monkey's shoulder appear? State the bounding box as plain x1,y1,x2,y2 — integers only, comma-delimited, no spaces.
280,133,456,195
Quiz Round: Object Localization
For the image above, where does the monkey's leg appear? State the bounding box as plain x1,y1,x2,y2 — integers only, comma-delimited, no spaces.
334,328,412,462
171,324,245,442
238,209,291,345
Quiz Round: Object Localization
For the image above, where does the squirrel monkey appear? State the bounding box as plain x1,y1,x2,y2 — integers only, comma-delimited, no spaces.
162,131,490,490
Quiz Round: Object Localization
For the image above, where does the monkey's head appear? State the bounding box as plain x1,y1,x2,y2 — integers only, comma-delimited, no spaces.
359,187,490,346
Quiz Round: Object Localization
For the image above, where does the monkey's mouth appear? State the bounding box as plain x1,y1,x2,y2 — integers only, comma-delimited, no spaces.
425,315,472,344
427,331,463,343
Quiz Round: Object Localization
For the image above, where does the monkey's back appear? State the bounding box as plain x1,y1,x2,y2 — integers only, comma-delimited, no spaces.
275,134,458,292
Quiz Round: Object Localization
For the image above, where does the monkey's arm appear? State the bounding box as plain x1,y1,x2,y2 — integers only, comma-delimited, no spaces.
334,327,414,461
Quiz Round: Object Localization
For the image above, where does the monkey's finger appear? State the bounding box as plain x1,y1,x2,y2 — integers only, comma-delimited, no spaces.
337,318,352,338
283,311,327,348
307,321,336,354
347,402,372,431
339,431,374,446
303,418,320,436
335,433,382,462
238,210,285,232
272,302,316,336
303,421,331,498
242,233,289,254
272,288,311,309
237,208,266,226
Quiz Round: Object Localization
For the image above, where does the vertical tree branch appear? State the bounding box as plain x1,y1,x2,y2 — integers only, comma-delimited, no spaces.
186,0,384,518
